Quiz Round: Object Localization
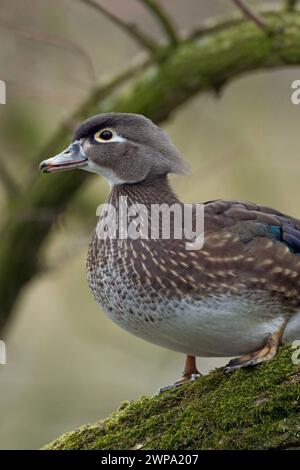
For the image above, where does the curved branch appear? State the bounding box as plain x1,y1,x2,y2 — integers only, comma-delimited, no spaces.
1,10,300,332
138,0,179,46
0,18,97,83
78,0,158,52
231,0,269,32
187,3,283,41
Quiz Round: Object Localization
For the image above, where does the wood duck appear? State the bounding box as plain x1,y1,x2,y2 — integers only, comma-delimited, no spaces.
40,113,300,391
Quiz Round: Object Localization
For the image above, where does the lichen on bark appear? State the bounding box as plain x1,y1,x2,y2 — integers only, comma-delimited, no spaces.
44,345,300,450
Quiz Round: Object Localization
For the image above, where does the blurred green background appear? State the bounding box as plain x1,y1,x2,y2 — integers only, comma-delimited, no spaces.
0,0,300,449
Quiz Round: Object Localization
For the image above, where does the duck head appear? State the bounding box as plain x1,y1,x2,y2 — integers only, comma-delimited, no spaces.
40,113,189,185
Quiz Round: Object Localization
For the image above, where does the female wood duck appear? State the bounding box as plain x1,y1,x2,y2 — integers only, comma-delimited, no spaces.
40,113,300,391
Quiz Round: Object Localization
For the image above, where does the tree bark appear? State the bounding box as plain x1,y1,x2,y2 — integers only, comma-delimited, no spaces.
44,345,300,450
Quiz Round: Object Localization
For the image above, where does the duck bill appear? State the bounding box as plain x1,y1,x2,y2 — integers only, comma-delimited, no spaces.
39,141,88,174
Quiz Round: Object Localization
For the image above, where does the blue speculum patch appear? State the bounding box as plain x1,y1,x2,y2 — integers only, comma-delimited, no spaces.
267,223,300,255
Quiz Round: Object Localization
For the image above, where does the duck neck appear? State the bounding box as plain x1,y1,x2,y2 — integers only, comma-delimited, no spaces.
108,174,181,208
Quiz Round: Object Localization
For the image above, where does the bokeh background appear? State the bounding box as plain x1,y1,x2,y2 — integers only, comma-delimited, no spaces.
0,0,299,449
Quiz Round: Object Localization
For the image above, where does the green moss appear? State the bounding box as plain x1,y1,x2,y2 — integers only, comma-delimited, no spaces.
44,345,300,450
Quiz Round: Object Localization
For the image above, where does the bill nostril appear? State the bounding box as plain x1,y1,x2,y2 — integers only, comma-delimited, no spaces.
39,161,48,172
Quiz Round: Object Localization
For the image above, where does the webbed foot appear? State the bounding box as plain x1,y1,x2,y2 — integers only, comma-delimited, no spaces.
158,373,201,394
158,355,202,394
224,329,283,373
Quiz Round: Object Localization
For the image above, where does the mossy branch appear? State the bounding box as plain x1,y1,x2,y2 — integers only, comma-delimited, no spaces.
2,10,300,332
44,345,300,450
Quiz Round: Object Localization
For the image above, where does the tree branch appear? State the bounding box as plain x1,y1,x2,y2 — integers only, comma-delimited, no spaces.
231,0,269,32
78,0,158,52
0,17,97,83
0,155,19,197
187,3,280,40
44,346,300,450
138,0,179,47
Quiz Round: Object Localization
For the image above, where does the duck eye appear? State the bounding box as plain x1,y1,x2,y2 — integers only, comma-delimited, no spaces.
94,129,113,142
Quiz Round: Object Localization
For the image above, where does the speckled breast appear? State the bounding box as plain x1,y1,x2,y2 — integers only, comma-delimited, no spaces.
86,229,300,358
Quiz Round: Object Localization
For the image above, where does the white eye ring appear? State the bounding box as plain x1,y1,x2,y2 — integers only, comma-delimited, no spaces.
94,129,126,143
94,129,113,142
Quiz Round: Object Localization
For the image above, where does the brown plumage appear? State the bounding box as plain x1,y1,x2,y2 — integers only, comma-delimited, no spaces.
40,113,300,391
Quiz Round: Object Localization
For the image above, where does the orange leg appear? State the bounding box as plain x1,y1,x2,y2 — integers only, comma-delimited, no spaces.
183,355,201,380
158,355,202,394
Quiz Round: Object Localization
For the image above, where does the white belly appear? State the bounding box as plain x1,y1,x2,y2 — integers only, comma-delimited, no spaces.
100,290,300,357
